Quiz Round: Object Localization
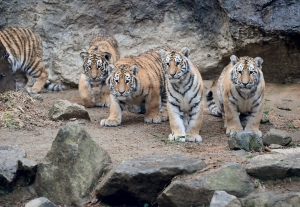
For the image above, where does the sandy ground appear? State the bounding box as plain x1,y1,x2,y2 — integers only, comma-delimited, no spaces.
0,81,300,206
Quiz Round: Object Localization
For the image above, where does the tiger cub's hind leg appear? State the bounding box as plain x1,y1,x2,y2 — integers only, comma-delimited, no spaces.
14,71,28,91
79,73,95,107
95,85,110,107
28,60,48,94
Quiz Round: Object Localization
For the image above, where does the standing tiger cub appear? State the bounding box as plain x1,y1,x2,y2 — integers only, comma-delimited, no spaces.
0,28,65,93
79,33,120,107
100,47,168,127
206,55,265,137
159,47,204,142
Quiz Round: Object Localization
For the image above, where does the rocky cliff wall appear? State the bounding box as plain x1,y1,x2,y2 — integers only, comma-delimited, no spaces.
1,0,299,86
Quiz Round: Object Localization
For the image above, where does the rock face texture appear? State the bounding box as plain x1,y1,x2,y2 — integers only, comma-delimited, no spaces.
157,163,254,207
48,100,91,121
94,155,206,206
0,145,37,191
1,0,300,86
245,150,300,180
263,128,292,146
228,131,264,152
34,122,111,207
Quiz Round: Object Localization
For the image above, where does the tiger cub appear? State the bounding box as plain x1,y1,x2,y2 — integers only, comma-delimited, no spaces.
100,47,168,127
159,47,204,142
206,55,265,137
0,28,65,93
79,33,120,107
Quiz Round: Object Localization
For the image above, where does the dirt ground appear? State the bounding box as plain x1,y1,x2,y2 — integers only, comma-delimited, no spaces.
0,81,300,206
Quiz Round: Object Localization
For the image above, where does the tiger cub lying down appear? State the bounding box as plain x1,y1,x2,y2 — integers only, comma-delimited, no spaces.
100,47,168,127
206,55,265,137
79,33,120,107
159,47,204,142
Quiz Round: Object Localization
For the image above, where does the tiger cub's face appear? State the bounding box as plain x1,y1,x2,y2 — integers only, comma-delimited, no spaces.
107,64,138,100
230,55,263,91
80,52,111,84
159,47,190,83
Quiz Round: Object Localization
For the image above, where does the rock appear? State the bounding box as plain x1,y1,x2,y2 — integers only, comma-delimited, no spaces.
240,192,276,207
269,144,283,149
0,186,38,206
48,100,90,121
34,122,111,207
25,197,56,207
228,131,264,152
270,148,300,177
0,40,15,93
260,113,269,124
240,192,300,207
1,1,300,86
94,155,205,206
245,150,300,180
0,145,37,191
231,149,246,157
209,191,241,207
263,128,292,146
271,147,300,155
157,163,254,207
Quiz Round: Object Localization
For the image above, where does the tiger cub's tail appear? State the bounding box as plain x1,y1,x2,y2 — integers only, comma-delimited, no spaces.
206,90,222,117
44,80,66,91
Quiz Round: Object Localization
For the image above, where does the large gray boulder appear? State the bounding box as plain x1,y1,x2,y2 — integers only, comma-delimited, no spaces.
48,100,90,121
34,122,111,207
94,155,206,206
157,163,254,207
240,192,300,207
263,128,292,146
245,149,300,180
1,1,300,86
0,145,37,191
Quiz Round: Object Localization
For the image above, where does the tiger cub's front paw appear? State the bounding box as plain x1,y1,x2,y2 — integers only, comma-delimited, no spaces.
100,118,121,127
144,116,161,124
26,87,38,94
226,126,243,136
95,102,110,108
186,134,202,142
245,128,262,137
168,134,186,142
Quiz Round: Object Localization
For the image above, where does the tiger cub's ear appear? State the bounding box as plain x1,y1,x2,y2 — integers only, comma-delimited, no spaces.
158,49,166,60
254,57,263,70
130,65,139,76
103,52,112,63
80,52,88,60
230,55,239,65
107,64,115,75
181,47,190,59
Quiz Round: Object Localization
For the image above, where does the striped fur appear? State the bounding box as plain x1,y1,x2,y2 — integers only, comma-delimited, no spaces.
100,47,168,127
206,55,265,137
0,28,65,93
159,47,204,142
79,34,120,107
